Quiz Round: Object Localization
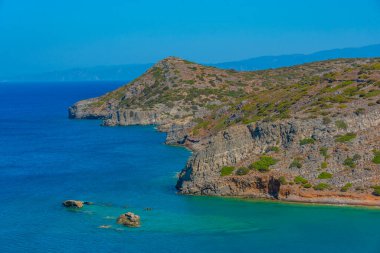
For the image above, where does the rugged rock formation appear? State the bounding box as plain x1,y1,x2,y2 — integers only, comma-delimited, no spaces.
69,57,380,206
62,200,84,208
117,212,141,227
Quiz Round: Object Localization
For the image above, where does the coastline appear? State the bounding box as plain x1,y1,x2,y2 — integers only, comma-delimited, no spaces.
146,125,380,208
181,191,380,209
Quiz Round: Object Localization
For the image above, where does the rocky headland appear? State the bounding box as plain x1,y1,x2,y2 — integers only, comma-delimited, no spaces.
69,57,380,206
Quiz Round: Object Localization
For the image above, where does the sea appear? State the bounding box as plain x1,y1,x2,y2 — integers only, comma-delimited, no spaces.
0,81,379,253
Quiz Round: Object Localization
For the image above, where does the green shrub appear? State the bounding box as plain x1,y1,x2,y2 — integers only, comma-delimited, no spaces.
343,157,356,168
322,117,332,125
363,89,380,98
372,150,380,164
335,120,348,130
343,86,360,97
340,183,352,192
354,108,365,115
184,80,195,85
372,186,380,196
300,138,315,145
335,133,356,143
235,167,250,176
318,172,332,179
220,166,235,176
313,183,330,191
303,183,312,188
352,154,361,161
294,176,308,185
321,162,328,169
249,156,278,172
279,176,287,185
319,147,329,158
289,158,302,169
265,146,280,153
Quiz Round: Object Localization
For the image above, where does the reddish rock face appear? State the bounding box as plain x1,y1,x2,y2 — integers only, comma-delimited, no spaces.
117,212,141,227
62,200,84,208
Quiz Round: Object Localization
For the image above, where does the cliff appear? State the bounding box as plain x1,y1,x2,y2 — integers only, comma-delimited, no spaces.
69,57,380,206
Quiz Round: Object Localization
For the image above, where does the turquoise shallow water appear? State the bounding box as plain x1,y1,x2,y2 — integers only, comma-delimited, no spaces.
1,82,380,253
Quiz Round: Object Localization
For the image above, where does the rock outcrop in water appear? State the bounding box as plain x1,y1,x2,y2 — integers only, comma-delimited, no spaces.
117,212,141,227
69,57,380,206
62,200,84,208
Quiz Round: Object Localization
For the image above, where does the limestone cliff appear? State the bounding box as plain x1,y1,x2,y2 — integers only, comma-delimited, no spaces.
69,57,380,206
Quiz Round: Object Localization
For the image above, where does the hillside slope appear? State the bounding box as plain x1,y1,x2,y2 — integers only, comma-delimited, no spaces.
69,57,380,205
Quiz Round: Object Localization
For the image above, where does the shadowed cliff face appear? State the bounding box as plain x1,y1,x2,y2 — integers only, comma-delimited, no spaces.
69,57,380,205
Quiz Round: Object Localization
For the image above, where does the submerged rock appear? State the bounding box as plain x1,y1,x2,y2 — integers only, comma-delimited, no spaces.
62,200,84,208
116,212,141,227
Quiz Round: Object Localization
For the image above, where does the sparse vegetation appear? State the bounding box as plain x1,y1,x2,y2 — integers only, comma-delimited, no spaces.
235,167,250,176
319,147,329,159
300,138,315,145
313,183,330,191
354,108,365,115
372,186,380,196
279,176,287,185
373,150,380,164
294,176,308,185
343,156,360,168
265,146,280,153
220,166,235,176
352,154,361,161
343,158,355,168
303,183,312,188
335,120,348,130
335,133,356,143
249,156,278,172
340,183,352,192
289,158,302,169
322,117,331,125
318,172,332,179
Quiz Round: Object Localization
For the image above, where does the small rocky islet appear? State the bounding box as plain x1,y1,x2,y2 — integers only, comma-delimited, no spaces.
116,212,141,227
69,57,380,206
62,200,84,208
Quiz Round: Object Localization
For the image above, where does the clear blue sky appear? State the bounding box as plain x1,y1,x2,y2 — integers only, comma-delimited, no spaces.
1,0,380,76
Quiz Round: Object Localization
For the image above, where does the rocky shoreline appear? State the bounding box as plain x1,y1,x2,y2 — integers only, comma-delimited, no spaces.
69,57,380,207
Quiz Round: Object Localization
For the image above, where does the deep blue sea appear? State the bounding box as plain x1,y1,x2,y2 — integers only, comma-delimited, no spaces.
1,81,380,253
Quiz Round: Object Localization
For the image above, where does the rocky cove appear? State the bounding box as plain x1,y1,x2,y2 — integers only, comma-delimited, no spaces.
69,57,380,206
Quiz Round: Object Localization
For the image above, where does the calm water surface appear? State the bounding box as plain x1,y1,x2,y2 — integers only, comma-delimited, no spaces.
0,82,379,253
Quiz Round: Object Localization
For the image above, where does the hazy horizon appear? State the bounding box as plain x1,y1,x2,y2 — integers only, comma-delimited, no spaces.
1,0,380,76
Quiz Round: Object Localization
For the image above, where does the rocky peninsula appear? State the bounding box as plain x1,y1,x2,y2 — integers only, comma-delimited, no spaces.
69,57,380,206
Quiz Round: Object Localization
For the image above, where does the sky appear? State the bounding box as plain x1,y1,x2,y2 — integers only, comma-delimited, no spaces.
0,0,380,76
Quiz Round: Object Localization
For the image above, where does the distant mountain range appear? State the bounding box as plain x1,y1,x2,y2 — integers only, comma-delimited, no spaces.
3,44,380,82
212,44,380,71
2,63,153,82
